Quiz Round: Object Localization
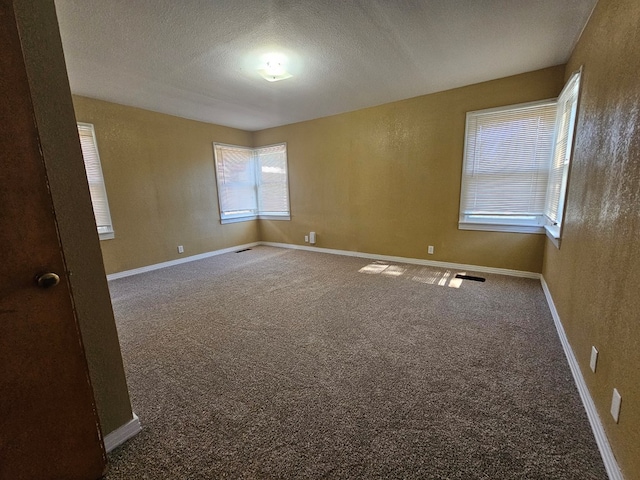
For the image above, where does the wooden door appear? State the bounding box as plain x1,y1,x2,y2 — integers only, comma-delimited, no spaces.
0,0,107,478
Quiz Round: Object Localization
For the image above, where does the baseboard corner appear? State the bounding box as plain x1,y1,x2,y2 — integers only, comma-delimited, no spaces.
103,413,141,453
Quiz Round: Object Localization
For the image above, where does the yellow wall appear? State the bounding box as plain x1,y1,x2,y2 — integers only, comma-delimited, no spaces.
254,66,565,273
72,96,259,275
78,67,565,276
542,0,640,477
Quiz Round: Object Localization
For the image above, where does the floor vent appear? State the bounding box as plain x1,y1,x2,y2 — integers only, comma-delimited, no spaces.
235,248,252,253
455,274,486,282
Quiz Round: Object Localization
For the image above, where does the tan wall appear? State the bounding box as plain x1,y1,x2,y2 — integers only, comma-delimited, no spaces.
72,96,259,275
15,0,132,435
542,0,640,477
254,66,565,273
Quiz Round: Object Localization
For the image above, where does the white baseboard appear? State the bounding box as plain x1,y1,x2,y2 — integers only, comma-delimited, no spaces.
261,242,541,279
103,413,141,453
106,242,260,280
540,277,623,480
107,241,540,281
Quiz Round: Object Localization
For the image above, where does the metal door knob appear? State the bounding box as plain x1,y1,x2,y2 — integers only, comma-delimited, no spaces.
36,272,60,288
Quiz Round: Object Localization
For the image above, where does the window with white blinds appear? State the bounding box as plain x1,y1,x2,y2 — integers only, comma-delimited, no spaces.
213,144,258,220
544,71,581,241
459,100,557,233
213,143,290,223
256,144,290,217
77,123,114,239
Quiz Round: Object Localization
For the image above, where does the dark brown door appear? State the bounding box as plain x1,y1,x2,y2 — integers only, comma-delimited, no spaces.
0,0,107,478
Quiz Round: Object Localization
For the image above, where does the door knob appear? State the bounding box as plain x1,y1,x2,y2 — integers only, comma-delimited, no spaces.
35,272,60,289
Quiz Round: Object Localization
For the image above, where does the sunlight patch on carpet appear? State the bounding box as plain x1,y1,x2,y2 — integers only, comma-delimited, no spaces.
359,262,463,288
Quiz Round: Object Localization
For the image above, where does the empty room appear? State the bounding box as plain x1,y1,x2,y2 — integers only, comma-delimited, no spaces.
2,0,639,479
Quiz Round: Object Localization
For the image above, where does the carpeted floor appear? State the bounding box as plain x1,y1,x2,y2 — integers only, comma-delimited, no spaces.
104,246,607,479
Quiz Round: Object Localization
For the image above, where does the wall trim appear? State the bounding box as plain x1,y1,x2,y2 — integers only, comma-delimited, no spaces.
103,413,141,453
106,242,260,280
540,277,623,480
261,242,541,279
107,241,540,281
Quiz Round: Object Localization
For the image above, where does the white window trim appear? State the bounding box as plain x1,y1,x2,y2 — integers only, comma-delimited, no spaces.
459,217,545,234
77,122,114,241
214,142,291,224
458,99,557,234
544,69,582,248
545,225,562,248
219,214,291,225
258,214,291,221
220,216,257,224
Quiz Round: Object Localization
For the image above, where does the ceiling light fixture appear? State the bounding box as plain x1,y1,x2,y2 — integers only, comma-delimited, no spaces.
258,53,293,82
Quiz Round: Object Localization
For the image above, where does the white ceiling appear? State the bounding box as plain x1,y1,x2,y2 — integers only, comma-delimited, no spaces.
54,0,597,132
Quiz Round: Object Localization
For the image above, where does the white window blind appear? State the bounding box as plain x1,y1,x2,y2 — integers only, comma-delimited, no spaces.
459,100,557,233
77,123,114,239
213,144,257,221
544,71,581,239
256,144,289,217
213,143,290,223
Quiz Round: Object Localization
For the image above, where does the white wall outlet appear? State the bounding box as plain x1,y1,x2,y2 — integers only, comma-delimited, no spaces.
309,231,316,244
177,245,184,254
305,235,309,243
610,388,622,423
590,346,598,372
428,245,434,255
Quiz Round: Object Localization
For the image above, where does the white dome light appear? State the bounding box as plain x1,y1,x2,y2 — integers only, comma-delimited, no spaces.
258,53,293,82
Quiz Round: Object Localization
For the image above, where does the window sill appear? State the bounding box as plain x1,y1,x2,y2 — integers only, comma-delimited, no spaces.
259,215,290,221
221,214,290,224
99,231,115,240
221,215,258,224
544,225,562,248
458,222,545,234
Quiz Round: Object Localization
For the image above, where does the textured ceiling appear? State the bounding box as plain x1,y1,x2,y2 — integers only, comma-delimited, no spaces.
54,0,597,131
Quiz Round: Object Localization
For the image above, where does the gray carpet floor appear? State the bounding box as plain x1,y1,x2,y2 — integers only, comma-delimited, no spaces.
104,246,607,479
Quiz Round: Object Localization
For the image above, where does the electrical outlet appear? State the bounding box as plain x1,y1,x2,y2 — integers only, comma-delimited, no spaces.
428,245,434,255
590,346,598,372
611,388,621,423
177,245,184,254
305,235,309,243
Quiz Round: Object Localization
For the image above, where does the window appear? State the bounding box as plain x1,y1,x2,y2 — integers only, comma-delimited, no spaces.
77,123,114,240
213,143,290,223
459,71,581,237
544,71,581,244
213,144,257,221
255,144,290,217
459,100,557,233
